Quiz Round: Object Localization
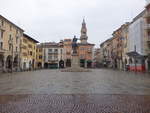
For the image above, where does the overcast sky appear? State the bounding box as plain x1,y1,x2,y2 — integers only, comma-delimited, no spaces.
0,0,146,47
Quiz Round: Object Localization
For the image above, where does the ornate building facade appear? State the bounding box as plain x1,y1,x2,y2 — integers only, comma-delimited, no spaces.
0,15,24,72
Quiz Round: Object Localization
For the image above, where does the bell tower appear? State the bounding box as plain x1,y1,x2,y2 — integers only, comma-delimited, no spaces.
80,19,88,44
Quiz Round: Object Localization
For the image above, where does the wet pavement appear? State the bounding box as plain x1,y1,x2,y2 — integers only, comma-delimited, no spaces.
0,69,150,95
0,69,150,112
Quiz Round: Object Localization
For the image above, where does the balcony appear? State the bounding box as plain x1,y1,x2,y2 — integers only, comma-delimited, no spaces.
48,51,58,54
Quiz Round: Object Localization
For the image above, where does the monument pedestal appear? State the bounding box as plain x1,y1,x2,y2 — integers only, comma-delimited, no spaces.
71,54,80,68
61,53,91,72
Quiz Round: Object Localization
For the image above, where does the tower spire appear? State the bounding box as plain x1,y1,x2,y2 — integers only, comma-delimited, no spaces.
80,18,88,44
83,18,85,24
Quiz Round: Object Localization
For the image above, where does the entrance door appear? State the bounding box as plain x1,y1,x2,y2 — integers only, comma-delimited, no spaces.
80,59,85,67
66,59,71,67
148,60,150,71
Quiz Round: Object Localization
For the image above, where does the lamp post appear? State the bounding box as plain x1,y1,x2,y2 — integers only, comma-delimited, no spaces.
134,45,137,72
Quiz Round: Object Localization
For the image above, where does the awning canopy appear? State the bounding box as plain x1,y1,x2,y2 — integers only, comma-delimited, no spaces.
126,51,146,59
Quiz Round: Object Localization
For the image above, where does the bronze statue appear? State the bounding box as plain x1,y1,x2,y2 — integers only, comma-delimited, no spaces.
72,36,78,54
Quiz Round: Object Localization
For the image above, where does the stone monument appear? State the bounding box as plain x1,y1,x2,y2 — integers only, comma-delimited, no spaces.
62,36,91,72
71,36,80,68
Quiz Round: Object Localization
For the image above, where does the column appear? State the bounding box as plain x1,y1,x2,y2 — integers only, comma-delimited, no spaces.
84,59,87,68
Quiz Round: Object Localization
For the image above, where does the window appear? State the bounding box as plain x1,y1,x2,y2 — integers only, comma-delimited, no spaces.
16,47,18,52
16,36,18,44
80,48,84,50
39,55,42,59
9,35,11,40
10,25,12,31
54,55,58,60
23,52,27,57
30,51,32,56
16,29,19,34
48,55,53,60
23,39,27,43
9,44,11,51
39,49,42,52
1,30,4,38
28,44,32,48
54,49,58,53
2,20,4,26
80,54,84,59
48,49,52,53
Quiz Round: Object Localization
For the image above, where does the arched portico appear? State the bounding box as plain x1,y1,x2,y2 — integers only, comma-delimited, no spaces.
37,62,42,69
0,54,4,72
6,55,13,72
13,55,19,71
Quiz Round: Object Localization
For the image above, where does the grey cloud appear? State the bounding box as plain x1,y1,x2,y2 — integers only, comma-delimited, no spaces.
0,0,146,47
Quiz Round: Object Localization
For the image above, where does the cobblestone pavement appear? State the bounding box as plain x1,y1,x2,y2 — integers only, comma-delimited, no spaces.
0,69,150,112
0,94,150,113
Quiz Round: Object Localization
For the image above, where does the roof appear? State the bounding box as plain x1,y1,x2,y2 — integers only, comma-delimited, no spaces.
78,42,95,46
39,42,63,48
130,10,146,24
100,37,113,47
64,39,72,42
23,34,39,43
0,15,24,32
126,51,146,59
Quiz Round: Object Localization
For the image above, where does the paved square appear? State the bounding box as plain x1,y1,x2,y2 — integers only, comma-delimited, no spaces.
0,69,150,112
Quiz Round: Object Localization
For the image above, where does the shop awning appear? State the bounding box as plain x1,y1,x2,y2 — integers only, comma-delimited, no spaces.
126,51,145,59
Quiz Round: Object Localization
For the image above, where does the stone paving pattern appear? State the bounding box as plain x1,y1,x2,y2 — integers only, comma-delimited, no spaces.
0,69,150,112
0,94,150,113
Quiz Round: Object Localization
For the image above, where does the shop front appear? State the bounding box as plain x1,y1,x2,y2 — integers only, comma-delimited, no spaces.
127,51,146,72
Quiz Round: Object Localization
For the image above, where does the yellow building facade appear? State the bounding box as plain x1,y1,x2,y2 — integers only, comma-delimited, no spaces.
20,34,39,71
36,44,44,69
